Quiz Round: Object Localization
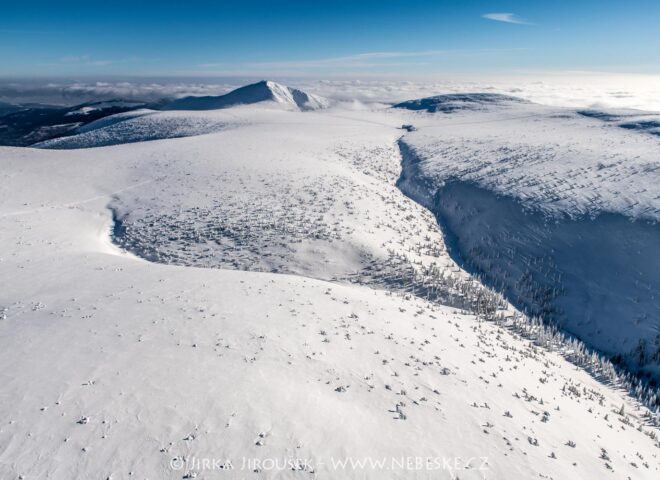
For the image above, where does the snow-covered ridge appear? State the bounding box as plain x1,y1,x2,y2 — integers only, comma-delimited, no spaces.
63,100,147,116
162,80,329,111
31,82,328,149
1,81,328,148
33,110,238,149
393,93,528,113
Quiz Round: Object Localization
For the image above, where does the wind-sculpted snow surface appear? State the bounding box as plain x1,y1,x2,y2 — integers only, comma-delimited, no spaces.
33,110,239,149
1,104,659,479
105,109,509,318
397,97,660,378
399,106,660,220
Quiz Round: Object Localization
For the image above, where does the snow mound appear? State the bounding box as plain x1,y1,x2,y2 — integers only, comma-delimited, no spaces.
163,80,328,111
393,93,528,113
33,110,237,149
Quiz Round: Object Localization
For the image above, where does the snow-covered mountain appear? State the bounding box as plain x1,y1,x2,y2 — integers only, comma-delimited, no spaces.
393,92,528,113
163,80,329,111
1,92,658,479
27,82,328,149
0,82,327,148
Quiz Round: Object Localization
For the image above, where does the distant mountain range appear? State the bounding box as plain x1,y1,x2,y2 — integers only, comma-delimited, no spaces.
3,84,658,148
0,99,149,147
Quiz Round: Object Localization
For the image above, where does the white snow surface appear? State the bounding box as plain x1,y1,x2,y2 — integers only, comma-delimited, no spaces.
396,96,660,375
0,101,659,479
397,101,660,221
33,109,242,149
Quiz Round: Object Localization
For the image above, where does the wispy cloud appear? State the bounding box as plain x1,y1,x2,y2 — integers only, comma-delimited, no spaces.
190,48,531,77
482,13,532,25
196,51,448,70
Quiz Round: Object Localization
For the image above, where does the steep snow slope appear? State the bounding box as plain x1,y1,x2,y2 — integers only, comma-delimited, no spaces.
163,80,328,111
396,96,660,377
1,106,659,479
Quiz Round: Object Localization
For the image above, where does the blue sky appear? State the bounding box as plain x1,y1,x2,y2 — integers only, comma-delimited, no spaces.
1,0,659,77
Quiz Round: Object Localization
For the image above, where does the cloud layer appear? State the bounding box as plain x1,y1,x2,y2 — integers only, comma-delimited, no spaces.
1,74,659,111
0,80,238,105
